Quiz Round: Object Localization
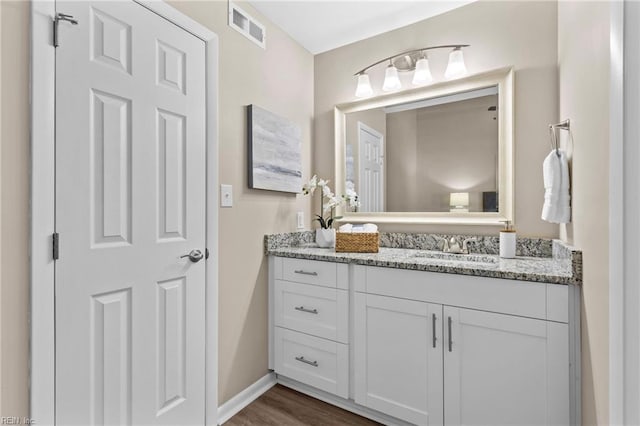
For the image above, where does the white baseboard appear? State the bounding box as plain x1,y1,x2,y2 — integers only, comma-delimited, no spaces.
217,372,277,425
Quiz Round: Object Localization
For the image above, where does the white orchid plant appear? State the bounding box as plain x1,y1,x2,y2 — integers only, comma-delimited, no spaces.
302,175,360,229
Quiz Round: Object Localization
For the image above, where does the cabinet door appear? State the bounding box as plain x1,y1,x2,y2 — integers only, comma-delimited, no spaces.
354,293,443,426
444,307,569,426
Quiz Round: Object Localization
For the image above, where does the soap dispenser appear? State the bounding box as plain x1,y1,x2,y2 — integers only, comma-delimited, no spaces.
500,221,516,258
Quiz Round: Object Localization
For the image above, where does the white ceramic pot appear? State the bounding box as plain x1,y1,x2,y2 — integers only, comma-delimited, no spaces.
315,228,336,248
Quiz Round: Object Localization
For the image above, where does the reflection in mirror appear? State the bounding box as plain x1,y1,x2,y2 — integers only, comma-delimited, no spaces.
345,86,499,213
336,68,513,225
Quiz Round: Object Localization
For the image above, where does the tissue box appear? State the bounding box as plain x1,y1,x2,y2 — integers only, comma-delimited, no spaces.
335,232,379,253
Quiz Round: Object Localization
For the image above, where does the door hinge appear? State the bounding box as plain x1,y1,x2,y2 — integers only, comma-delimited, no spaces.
52,232,59,260
53,13,79,48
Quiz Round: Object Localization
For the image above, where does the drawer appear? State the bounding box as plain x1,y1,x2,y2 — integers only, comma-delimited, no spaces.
274,327,349,398
274,280,348,343
282,258,337,288
364,266,548,320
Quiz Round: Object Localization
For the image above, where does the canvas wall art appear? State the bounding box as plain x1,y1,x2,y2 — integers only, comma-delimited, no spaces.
248,105,302,193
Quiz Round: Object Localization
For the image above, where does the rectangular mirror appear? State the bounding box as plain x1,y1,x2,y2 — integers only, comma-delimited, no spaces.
335,67,514,225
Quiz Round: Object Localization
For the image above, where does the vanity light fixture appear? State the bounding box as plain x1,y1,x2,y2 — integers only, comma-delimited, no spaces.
412,55,433,85
355,73,373,97
444,47,467,79
382,61,401,92
354,44,470,98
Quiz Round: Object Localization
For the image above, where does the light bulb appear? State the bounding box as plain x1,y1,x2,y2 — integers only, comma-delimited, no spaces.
412,56,433,85
354,73,373,98
445,47,467,79
382,64,401,92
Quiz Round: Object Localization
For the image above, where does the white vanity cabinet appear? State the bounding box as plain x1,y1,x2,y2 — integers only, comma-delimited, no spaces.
353,296,570,426
354,293,444,425
269,256,580,426
269,257,350,398
443,307,569,426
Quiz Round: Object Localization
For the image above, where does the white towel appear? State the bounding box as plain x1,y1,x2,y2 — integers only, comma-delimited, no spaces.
338,223,353,233
541,150,571,223
339,223,378,233
363,223,378,233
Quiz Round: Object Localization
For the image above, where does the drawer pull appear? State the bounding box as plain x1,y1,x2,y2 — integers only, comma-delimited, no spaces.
448,316,453,352
295,356,319,367
294,270,318,276
432,313,437,348
295,306,318,314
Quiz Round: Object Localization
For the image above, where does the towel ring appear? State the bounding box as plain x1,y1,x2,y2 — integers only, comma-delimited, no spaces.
549,119,571,156
549,125,559,154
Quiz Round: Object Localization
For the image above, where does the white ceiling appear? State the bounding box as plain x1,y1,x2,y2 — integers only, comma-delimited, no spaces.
246,0,476,54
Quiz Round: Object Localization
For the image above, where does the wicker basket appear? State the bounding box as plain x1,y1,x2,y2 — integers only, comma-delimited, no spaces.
335,232,379,253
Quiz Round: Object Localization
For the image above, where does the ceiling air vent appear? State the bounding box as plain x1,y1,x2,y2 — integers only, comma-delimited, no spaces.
228,2,266,49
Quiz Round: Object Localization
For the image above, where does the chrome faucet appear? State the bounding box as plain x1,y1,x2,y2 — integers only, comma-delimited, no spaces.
462,237,478,254
435,236,478,254
435,236,450,252
448,237,463,254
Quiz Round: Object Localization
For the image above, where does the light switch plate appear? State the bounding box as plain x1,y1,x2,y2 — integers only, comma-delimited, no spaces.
297,211,305,229
220,184,233,207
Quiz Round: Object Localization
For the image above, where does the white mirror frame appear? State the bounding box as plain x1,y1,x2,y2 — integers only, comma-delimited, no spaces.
334,67,514,226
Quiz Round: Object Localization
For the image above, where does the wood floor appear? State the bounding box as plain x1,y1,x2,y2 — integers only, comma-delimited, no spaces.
224,384,381,426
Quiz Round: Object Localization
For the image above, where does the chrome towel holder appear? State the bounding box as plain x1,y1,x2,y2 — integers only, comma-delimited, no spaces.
549,119,571,155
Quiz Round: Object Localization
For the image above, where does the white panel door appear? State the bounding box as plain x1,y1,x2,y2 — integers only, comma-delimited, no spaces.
358,122,384,212
55,1,206,425
444,307,570,426
354,293,443,426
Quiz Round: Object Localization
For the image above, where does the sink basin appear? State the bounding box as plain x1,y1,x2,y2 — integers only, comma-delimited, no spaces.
411,251,498,264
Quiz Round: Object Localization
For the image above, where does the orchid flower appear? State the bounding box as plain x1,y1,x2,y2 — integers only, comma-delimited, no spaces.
301,174,360,228
302,174,318,196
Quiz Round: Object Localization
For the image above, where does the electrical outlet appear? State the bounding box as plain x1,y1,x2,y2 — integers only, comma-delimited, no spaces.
220,184,233,207
296,211,305,229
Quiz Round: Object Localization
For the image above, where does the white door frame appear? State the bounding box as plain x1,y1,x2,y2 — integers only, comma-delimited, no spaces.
357,121,384,212
610,1,640,425
29,2,219,425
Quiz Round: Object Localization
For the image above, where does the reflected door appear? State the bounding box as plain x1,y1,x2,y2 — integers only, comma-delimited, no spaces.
55,1,206,424
358,122,384,212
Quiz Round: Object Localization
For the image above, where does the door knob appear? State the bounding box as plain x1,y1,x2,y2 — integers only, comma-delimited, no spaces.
181,249,204,263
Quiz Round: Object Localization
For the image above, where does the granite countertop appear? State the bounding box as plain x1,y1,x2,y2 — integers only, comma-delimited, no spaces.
265,232,582,285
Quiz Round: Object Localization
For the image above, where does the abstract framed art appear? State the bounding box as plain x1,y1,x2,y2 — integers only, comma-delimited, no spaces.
248,105,302,193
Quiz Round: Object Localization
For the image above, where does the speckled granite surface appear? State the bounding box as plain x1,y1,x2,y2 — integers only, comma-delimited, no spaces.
264,232,582,285
379,233,553,257
264,231,315,251
264,231,552,257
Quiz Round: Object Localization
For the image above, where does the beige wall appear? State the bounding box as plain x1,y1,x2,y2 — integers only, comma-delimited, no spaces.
0,0,30,418
386,109,418,211
558,2,610,424
167,1,314,405
386,95,498,212
315,0,559,237
0,0,313,414
416,96,498,213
